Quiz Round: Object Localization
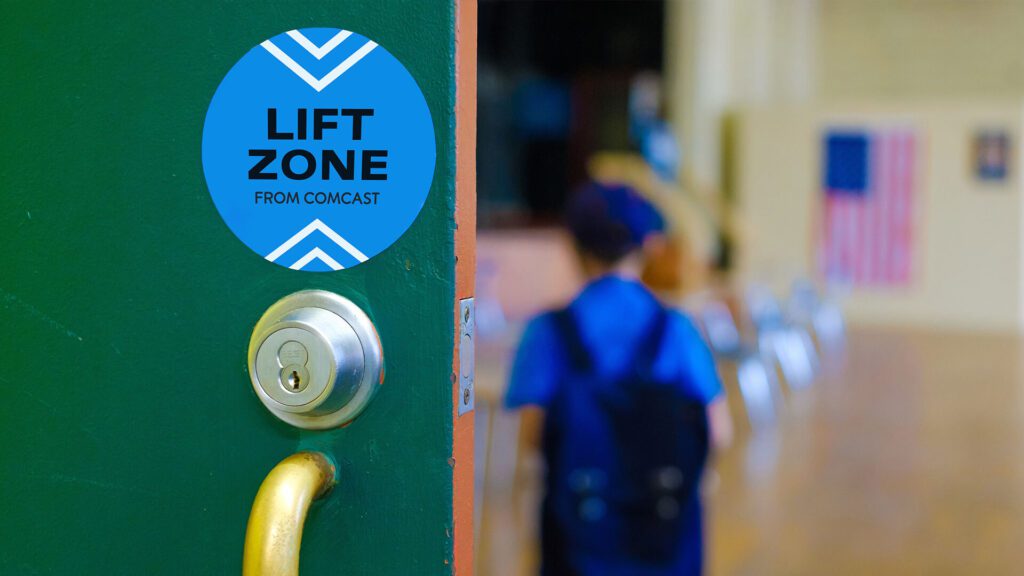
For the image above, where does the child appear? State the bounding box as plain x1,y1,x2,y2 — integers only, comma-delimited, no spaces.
506,181,732,575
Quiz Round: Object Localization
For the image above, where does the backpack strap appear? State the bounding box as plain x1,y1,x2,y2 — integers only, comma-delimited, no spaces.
551,307,593,372
553,304,671,376
633,305,671,376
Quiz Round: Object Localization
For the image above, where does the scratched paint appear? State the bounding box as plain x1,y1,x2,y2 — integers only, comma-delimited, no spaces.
0,289,84,341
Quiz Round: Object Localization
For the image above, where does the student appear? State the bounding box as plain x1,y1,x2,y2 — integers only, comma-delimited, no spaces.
506,181,732,575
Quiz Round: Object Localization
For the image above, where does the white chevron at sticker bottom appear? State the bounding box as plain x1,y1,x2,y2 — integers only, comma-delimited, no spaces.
265,219,368,271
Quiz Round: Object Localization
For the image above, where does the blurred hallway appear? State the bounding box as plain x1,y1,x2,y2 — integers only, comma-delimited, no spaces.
472,2,1024,573
477,327,1024,575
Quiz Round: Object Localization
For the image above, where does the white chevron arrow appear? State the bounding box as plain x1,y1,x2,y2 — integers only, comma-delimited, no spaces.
261,29,376,92
265,219,367,270
287,30,352,60
289,247,344,271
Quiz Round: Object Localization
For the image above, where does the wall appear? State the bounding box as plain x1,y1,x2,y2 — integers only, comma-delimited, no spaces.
734,101,1024,331
663,0,818,191
664,0,1024,189
820,1,1024,100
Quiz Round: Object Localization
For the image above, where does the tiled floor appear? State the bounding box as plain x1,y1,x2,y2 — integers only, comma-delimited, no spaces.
475,328,1024,575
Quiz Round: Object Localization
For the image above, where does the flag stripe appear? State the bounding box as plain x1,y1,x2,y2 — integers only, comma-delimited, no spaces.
821,128,915,286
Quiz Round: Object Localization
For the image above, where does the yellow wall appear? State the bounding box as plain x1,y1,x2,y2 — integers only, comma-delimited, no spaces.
734,101,1024,331
821,1,1024,100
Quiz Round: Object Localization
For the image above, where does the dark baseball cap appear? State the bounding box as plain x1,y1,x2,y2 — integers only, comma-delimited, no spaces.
565,181,666,263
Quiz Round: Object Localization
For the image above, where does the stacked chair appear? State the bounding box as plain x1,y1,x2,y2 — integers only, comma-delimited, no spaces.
696,298,780,433
690,279,846,438
787,278,846,353
746,283,818,390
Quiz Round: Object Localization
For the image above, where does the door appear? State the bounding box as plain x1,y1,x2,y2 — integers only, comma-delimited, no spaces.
0,1,476,574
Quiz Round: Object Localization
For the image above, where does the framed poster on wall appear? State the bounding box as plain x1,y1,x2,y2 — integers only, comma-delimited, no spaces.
973,129,1011,184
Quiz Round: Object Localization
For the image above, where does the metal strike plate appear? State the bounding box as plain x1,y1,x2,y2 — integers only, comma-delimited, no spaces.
458,298,475,416
248,290,383,430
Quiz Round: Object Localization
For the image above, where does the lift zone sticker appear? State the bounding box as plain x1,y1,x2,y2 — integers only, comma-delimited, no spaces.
202,28,435,271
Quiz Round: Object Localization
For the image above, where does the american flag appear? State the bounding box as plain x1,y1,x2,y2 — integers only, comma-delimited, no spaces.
819,128,916,286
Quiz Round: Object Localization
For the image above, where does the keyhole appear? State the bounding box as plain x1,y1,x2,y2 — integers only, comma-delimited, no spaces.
288,370,301,390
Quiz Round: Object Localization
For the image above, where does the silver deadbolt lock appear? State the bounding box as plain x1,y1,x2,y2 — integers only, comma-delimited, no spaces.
248,290,383,429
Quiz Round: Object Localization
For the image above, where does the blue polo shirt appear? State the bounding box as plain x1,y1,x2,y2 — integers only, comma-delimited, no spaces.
505,275,722,575
506,275,722,410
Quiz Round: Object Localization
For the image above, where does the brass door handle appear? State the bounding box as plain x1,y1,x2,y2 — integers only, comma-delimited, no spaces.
243,452,336,576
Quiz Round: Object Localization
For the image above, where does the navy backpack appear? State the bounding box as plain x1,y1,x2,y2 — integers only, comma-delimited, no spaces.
541,306,711,574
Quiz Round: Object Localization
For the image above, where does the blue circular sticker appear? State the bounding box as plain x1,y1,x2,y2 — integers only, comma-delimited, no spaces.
203,28,436,271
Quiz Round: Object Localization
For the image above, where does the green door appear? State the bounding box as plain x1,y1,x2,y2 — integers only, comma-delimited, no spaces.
0,1,476,574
